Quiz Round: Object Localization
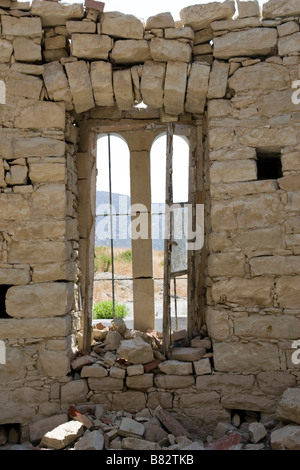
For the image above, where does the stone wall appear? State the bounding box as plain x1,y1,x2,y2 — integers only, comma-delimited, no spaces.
0,0,299,437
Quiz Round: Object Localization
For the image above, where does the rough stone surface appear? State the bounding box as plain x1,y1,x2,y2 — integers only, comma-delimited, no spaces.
117,336,154,365
271,425,300,450
40,421,84,450
276,388,300,424
214,28,278,59
180,1,236,30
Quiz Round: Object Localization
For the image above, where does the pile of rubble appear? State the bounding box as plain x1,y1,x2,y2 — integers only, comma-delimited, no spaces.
1,387,300,450
0,317,299,450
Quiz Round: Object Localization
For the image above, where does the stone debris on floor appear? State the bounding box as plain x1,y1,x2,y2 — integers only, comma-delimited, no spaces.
0,317,300,450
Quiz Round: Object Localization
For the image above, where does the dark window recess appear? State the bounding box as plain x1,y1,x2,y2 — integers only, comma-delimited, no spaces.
0,285,12,319
257,152,282,180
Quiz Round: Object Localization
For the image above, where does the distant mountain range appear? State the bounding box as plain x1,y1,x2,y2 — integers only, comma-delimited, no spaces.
95,191,165,250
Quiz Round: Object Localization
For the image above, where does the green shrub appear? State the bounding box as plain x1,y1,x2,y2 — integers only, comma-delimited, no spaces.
118,249,132,263
93,300,130,319
94,246,111,272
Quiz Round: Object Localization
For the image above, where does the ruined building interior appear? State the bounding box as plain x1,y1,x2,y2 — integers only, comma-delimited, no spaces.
0,0,300,451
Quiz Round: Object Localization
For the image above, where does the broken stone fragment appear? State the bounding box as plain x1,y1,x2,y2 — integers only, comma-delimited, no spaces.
111,318,127,335
249,422,267,443
122,437,159,450
74,429,104,450
167,347,206,362
104,331,123,351
118,417,145,438
158,360,193,376
29,414,68,444
276,388,300,424
81,364,108,378
31,0,84,27
180,1,236,30
145,12,175,30
270,425,300,450
155,406,190,437
117,336,154,365
213,28,278,59
100,12,144,40
71,355,96,371
40,420,84,450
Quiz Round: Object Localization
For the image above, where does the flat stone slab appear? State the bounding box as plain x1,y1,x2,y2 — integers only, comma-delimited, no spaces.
167,347,206,362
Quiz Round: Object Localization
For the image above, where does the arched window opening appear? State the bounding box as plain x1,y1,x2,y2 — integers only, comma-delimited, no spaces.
93,134,133,326
150,132,190,333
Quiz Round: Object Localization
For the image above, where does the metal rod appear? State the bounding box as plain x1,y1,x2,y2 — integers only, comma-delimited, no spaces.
108,134,115,319
174,277,178,332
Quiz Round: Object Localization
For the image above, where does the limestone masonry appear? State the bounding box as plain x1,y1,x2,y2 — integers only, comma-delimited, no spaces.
0,0,299,451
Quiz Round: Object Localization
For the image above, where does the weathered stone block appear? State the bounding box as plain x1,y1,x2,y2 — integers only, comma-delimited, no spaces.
250,256,300,276
212,277,274,306
87,377,124,391
193,358,212,376
146,12,175,29
15,102,65,130
180,1,236,30
117,336,154,365
8,240,71,265
185,62,210,114
111,391,146,412
159,360,193,376
206,308,230,342
43,61,72,106
90,61,114,107
29,414,68,444
257,372,296,396
5,165,28,185
150,38,192,63
277,21,299,37
263,0,300,19
66,20,96,34
118,417,145,437
213,342,281,372
0,268,30,285
237,227,283,255
141,61,165,109
61,380,89,404
1,15,42,37
165,27,194,40
100,12,144,39
271,425,300,450
207,253,246,277
81,365,108,378
276,388,300,424
126,373,153,389
0,39,13,63
155,374,195,389
214,28,278,59
29,162,66,183
0,317,72,340
31,183,67,218
113,69,134,111
221,393,277,412
111,40,151,65
210,160,257,184
65,61,95,113
31,0,84,26
164,61,187,116
37,348,70,377
207,60,229,100
234,315,300,340
14,137,65,158
6,282,74,319
71,34,113,60
279,32,300,56
237,0,260,18
228,62,289,93
40,421,84,450
276,276,300,309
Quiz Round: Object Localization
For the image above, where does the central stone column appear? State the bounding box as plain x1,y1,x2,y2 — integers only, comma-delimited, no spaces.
126,131,155,331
